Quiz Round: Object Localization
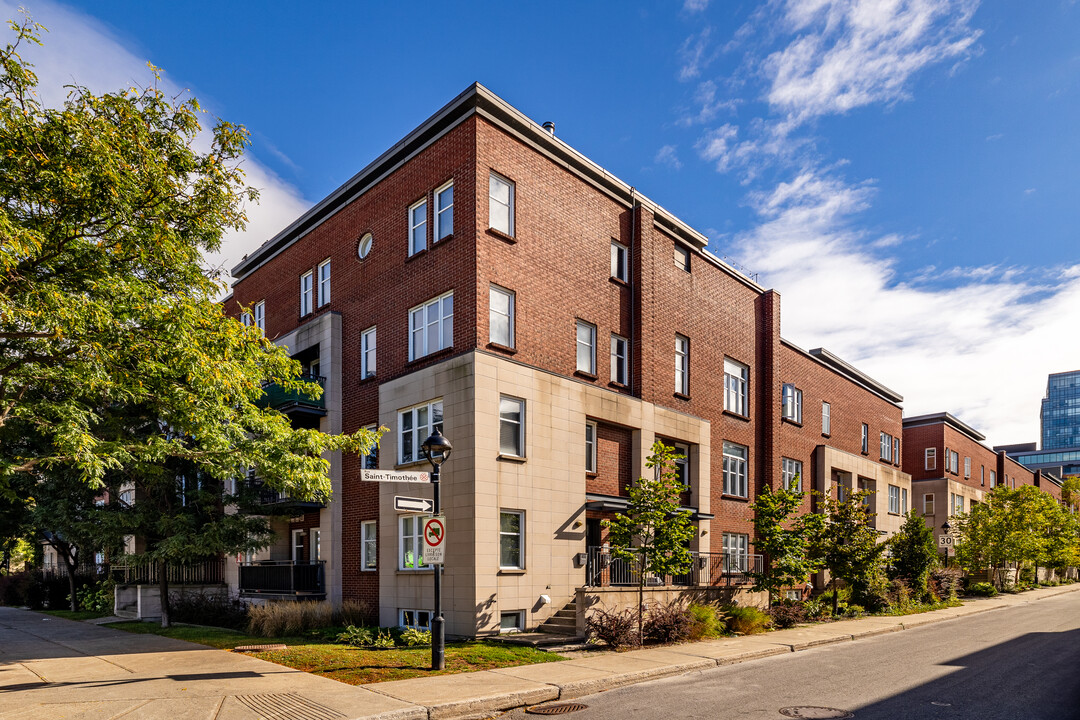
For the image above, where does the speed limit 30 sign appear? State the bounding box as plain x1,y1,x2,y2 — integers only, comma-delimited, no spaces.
422,516,447,565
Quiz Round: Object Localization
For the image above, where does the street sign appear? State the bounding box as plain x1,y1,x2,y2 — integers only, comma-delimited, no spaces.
395,496,434,514
938,535,954,546
422,515,447,565
362,469,430,483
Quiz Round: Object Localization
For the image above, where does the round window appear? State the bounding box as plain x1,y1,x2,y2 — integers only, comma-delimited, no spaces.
357,232,373,260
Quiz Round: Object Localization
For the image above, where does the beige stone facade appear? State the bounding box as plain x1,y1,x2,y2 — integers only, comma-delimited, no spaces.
913,478,985,546
814,445,914,540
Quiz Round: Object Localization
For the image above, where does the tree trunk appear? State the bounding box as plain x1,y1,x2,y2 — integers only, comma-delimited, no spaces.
637,552,645,645
158,560,171,628
830,577,838,616
60,549,78,612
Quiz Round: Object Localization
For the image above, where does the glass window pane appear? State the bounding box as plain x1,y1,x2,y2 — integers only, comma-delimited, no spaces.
500,536,520,567
500,512,520,534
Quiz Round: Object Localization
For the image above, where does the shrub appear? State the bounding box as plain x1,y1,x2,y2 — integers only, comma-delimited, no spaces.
400,627,432,646
725,605,770,635
768,600,807,629
928,567,963,600
854,571,892,612
338,599,372,628
168,591,247,629
802,598,829,620
687,603,723,640
886,578,913,613
586,607,639,649
643,602,693,644
336,625,375,647
77,580,115,615
844,604,865,617
967,582,997,597
247,600,334,637
371,629,396,649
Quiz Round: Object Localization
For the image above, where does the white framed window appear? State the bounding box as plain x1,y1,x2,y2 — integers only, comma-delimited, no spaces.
500,611,524,633
361,520,377,570
949,450,960,474
781,457,802,492
723,441,748,497
925,447,937,470
902,487,909,514
822,401,831,435
241,310,252,327
893,437,899,465
674,244,690,272
300,271,313,316
254,300,265,333
675,334,689,395
861,423,869,453
924,493,935,515
611,240,629,282
318,259,331,306
673,442,690,487
499,510,524,569
610,334,628,385
489,285,515,348
576,321,596,374
585,421,597,473
409,198,428,256
489,171,514,236
361,424,378,470
880,432,893,462
952,493,964,515
499,396,525,457
409,291,453,360
964,457,971,478
399,516,429,570
888,485,901,514
980,466,985,486
399,609,432,629
722,533,749,572
398,400,443,464
291,529,305,563
990,470,997,487
310,529,321,562
435,180,454,241
361,327,376,379
782,383,802,423
724,358,748,416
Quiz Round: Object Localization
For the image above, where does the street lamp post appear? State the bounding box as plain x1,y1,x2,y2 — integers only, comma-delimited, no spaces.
422,428,452,671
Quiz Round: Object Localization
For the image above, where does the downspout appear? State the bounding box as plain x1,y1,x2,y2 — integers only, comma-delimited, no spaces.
629,187,637,397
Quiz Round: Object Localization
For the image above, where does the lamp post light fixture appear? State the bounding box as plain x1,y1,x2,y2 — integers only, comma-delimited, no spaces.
421,428,452,671
941,520,952,533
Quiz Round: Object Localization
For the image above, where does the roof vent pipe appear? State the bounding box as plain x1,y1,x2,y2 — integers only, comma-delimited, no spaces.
542,121,555,136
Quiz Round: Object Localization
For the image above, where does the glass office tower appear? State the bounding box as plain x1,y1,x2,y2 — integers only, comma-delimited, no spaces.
1041,370,1080,450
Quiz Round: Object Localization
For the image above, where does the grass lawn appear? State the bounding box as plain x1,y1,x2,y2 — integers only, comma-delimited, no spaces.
42,609,112,621
108,621,562,684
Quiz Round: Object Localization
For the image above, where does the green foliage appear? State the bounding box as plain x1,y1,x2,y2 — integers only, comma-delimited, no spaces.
809,488,887,614
247,601,336,638
888,511,939,598
746,483,822,606
168,591,249,630
723,604,770,635
336,625,375,647
967,582,997,597
687,603,724,640
802,598,829,620
1062,476,1080,513
371,628,397,649
399,627,432,647
928,566,964,600
73,579,113,615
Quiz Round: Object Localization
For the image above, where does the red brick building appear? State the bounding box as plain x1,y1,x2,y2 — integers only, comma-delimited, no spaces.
227,84,911,635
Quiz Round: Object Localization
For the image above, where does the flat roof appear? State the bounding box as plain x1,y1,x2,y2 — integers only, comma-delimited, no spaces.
780,339,903,406
902,412,986,442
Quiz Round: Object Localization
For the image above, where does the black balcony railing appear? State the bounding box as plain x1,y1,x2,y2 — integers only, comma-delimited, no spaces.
111,558,226,586
583,547,763,587
257,374,327,415
245,473,326,512
239,561,325,597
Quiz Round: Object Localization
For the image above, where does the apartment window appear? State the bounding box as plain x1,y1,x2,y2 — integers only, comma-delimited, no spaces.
500,611,524,633
360,327,376,379
254,301,265,333
675,334,689,395
241,310,252,327
361,424,378,470
318,259,331,306
902,487,909,514
489,285,515,348
948,450,960,474
980,466,985,486
888,485,901,514
576,321,596,374
409,198,428,256
674,244,690,272
300,271,313,316
822,402,831,435
610,334,628,385
398,400,443,464
925,448,937,470
585,421,597,473
673,442,690,487
893,437,900,465
990,470,997,487
611,240,629,282
400,609,432,630
291,529,305,563
310,529,321,562
781,457,802,492
781,383,802,423
722,533,749,572
924,493,935,516
399,516,429,570
880,432,893,462
722,441,748,497
861,424,869,454
435,180,454,240
409,291,453,360
500,510,524,569
489,172,515,236
724,359,748,415
499,396,525,457
964,457,971,478
361,521,377,570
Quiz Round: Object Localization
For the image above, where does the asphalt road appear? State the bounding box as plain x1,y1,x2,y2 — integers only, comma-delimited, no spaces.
504,591,1080,720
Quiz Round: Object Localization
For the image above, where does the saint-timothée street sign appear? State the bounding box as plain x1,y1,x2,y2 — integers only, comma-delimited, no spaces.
395,496,435,514
361,469,430,483
422,515,447,565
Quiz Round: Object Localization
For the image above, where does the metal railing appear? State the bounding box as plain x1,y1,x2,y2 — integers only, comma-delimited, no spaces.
584,547,763,587
258,373,326,411
239,560,325,596
111,558,226,586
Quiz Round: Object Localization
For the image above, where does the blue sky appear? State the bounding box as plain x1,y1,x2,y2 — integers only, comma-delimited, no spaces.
8,0,1080,446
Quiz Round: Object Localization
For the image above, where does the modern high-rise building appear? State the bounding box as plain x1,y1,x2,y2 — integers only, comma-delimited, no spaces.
1041,370,1080,451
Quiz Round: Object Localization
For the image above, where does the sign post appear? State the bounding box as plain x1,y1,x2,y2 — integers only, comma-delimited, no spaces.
420,429,452,672
422,516,447,564
395,496,435,514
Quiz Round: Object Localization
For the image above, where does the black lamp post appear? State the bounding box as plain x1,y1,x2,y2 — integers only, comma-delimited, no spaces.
422,428,452,671
941,520,952,532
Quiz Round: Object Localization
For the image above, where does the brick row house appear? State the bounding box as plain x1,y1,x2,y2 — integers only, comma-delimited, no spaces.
226,83,923,636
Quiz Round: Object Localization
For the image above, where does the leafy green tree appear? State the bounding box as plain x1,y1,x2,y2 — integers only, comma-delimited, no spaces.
746,481,823,607
603,441,696,640
809,488,886,615
888,510,939,599
1061,476,1080,513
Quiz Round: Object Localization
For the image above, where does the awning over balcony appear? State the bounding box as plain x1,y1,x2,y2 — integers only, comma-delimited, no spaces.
257,374,327,420
585,493,714,520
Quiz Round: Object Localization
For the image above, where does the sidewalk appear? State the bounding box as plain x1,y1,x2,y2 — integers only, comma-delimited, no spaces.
2,584,1076,720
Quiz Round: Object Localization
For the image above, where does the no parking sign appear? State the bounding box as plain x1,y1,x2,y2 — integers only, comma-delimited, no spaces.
422,516,447,564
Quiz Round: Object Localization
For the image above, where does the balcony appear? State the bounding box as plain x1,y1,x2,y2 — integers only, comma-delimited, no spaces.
258,374,327,421
111,558,226,586
239,561,325,599
583,547,762,588
246,474,326,513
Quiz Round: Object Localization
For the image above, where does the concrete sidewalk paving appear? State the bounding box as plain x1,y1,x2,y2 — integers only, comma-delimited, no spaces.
2,584,1076,720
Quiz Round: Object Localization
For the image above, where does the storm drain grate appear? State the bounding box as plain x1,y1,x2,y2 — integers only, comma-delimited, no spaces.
235,692,345,720
234,644,287,652
526,702,590,715
778,708,854,719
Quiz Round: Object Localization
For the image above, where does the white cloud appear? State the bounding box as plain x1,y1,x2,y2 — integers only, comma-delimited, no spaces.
695,124,741,171
683,0,710,12
4,0,310,286
678,26,716,81
677,80,740,126
1024,187,1037,195
654,144,683,170
985,132,1004,141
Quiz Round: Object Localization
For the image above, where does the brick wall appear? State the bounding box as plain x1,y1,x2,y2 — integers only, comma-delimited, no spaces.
587,423,633,497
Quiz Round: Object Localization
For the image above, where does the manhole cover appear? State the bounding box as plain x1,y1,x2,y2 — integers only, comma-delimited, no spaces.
234,644,287,652
779,708,853,719
525,703,589,715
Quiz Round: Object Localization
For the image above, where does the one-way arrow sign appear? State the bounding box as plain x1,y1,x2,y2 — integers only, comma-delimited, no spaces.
394,496,434,513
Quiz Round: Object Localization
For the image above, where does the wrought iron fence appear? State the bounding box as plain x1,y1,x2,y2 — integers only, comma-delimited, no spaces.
239,560,325,596
111,558,226,586
584,546,762,587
